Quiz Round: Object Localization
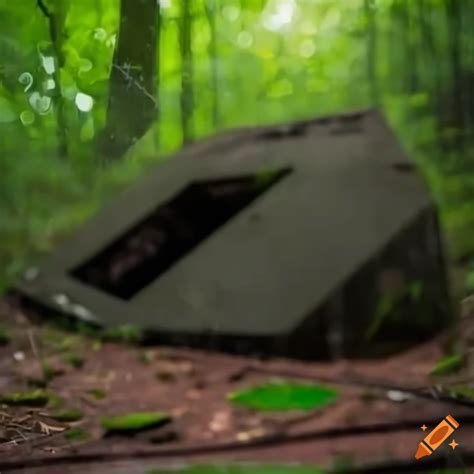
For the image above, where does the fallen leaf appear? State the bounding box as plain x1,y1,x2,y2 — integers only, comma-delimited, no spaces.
228,380,339,412
0,390,50,407
100,412,171,434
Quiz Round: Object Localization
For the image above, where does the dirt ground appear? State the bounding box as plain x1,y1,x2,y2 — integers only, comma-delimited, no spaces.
0,299,474,474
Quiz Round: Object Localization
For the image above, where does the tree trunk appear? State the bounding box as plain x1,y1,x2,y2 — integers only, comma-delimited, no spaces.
99,0,158,160
364,0,379,105
417,0,444,151
37,0,68,159
446,0,464,146
153,4,162,153
179,0,194,145
204,0,219,130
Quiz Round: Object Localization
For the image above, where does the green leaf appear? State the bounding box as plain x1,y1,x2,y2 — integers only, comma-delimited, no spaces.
430,354,464,376
80,116,95,142
20,110,35,125
227,380,339,412
0,390,50,407
408,92,430,108
100,411,171,433
50,407,84,422
0,96,16,123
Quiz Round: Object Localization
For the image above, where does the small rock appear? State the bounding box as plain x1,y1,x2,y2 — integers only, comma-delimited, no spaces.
13,351,25,362
209,411,231,433
386,390,412,402
236,427,267,442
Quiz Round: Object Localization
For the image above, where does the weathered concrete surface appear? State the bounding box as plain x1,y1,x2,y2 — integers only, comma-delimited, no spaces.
16,109,452,358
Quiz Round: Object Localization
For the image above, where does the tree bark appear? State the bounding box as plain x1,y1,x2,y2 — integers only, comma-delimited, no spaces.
204,0,219,130
37,0,68,159
179,0,194,145
364,0,379,105
446,0,464,145
99,0,158,160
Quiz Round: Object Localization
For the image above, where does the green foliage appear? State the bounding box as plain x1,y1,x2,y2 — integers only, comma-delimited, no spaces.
446,385,474,400
227,380,339,412
50,407,84,422
1,0,474,290
100,411,171,433
430,353,464,376
100,324,143,344
0,389,50,407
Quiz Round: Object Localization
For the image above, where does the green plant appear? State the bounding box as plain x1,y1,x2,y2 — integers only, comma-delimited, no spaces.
100,411,171,433
0,390,50,407
430,354,464,376
228,380,339,412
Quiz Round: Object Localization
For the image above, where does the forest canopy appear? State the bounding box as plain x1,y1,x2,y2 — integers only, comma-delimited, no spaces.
0,0,473,291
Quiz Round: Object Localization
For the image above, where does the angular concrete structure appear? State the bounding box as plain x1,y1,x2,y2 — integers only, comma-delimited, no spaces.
16,109,453,359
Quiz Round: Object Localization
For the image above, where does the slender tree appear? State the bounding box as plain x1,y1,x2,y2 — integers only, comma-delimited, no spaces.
364,0,379,105
204,0,220,130
153,2,162,152
99,0,159,160
417,0,444,149
179,0,194,145
446,0,464,148
37,0,68,158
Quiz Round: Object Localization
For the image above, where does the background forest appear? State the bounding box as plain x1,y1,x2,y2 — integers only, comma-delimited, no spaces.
0,0,473,293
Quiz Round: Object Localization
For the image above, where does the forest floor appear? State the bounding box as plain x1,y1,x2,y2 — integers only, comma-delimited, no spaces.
0,298,474,474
